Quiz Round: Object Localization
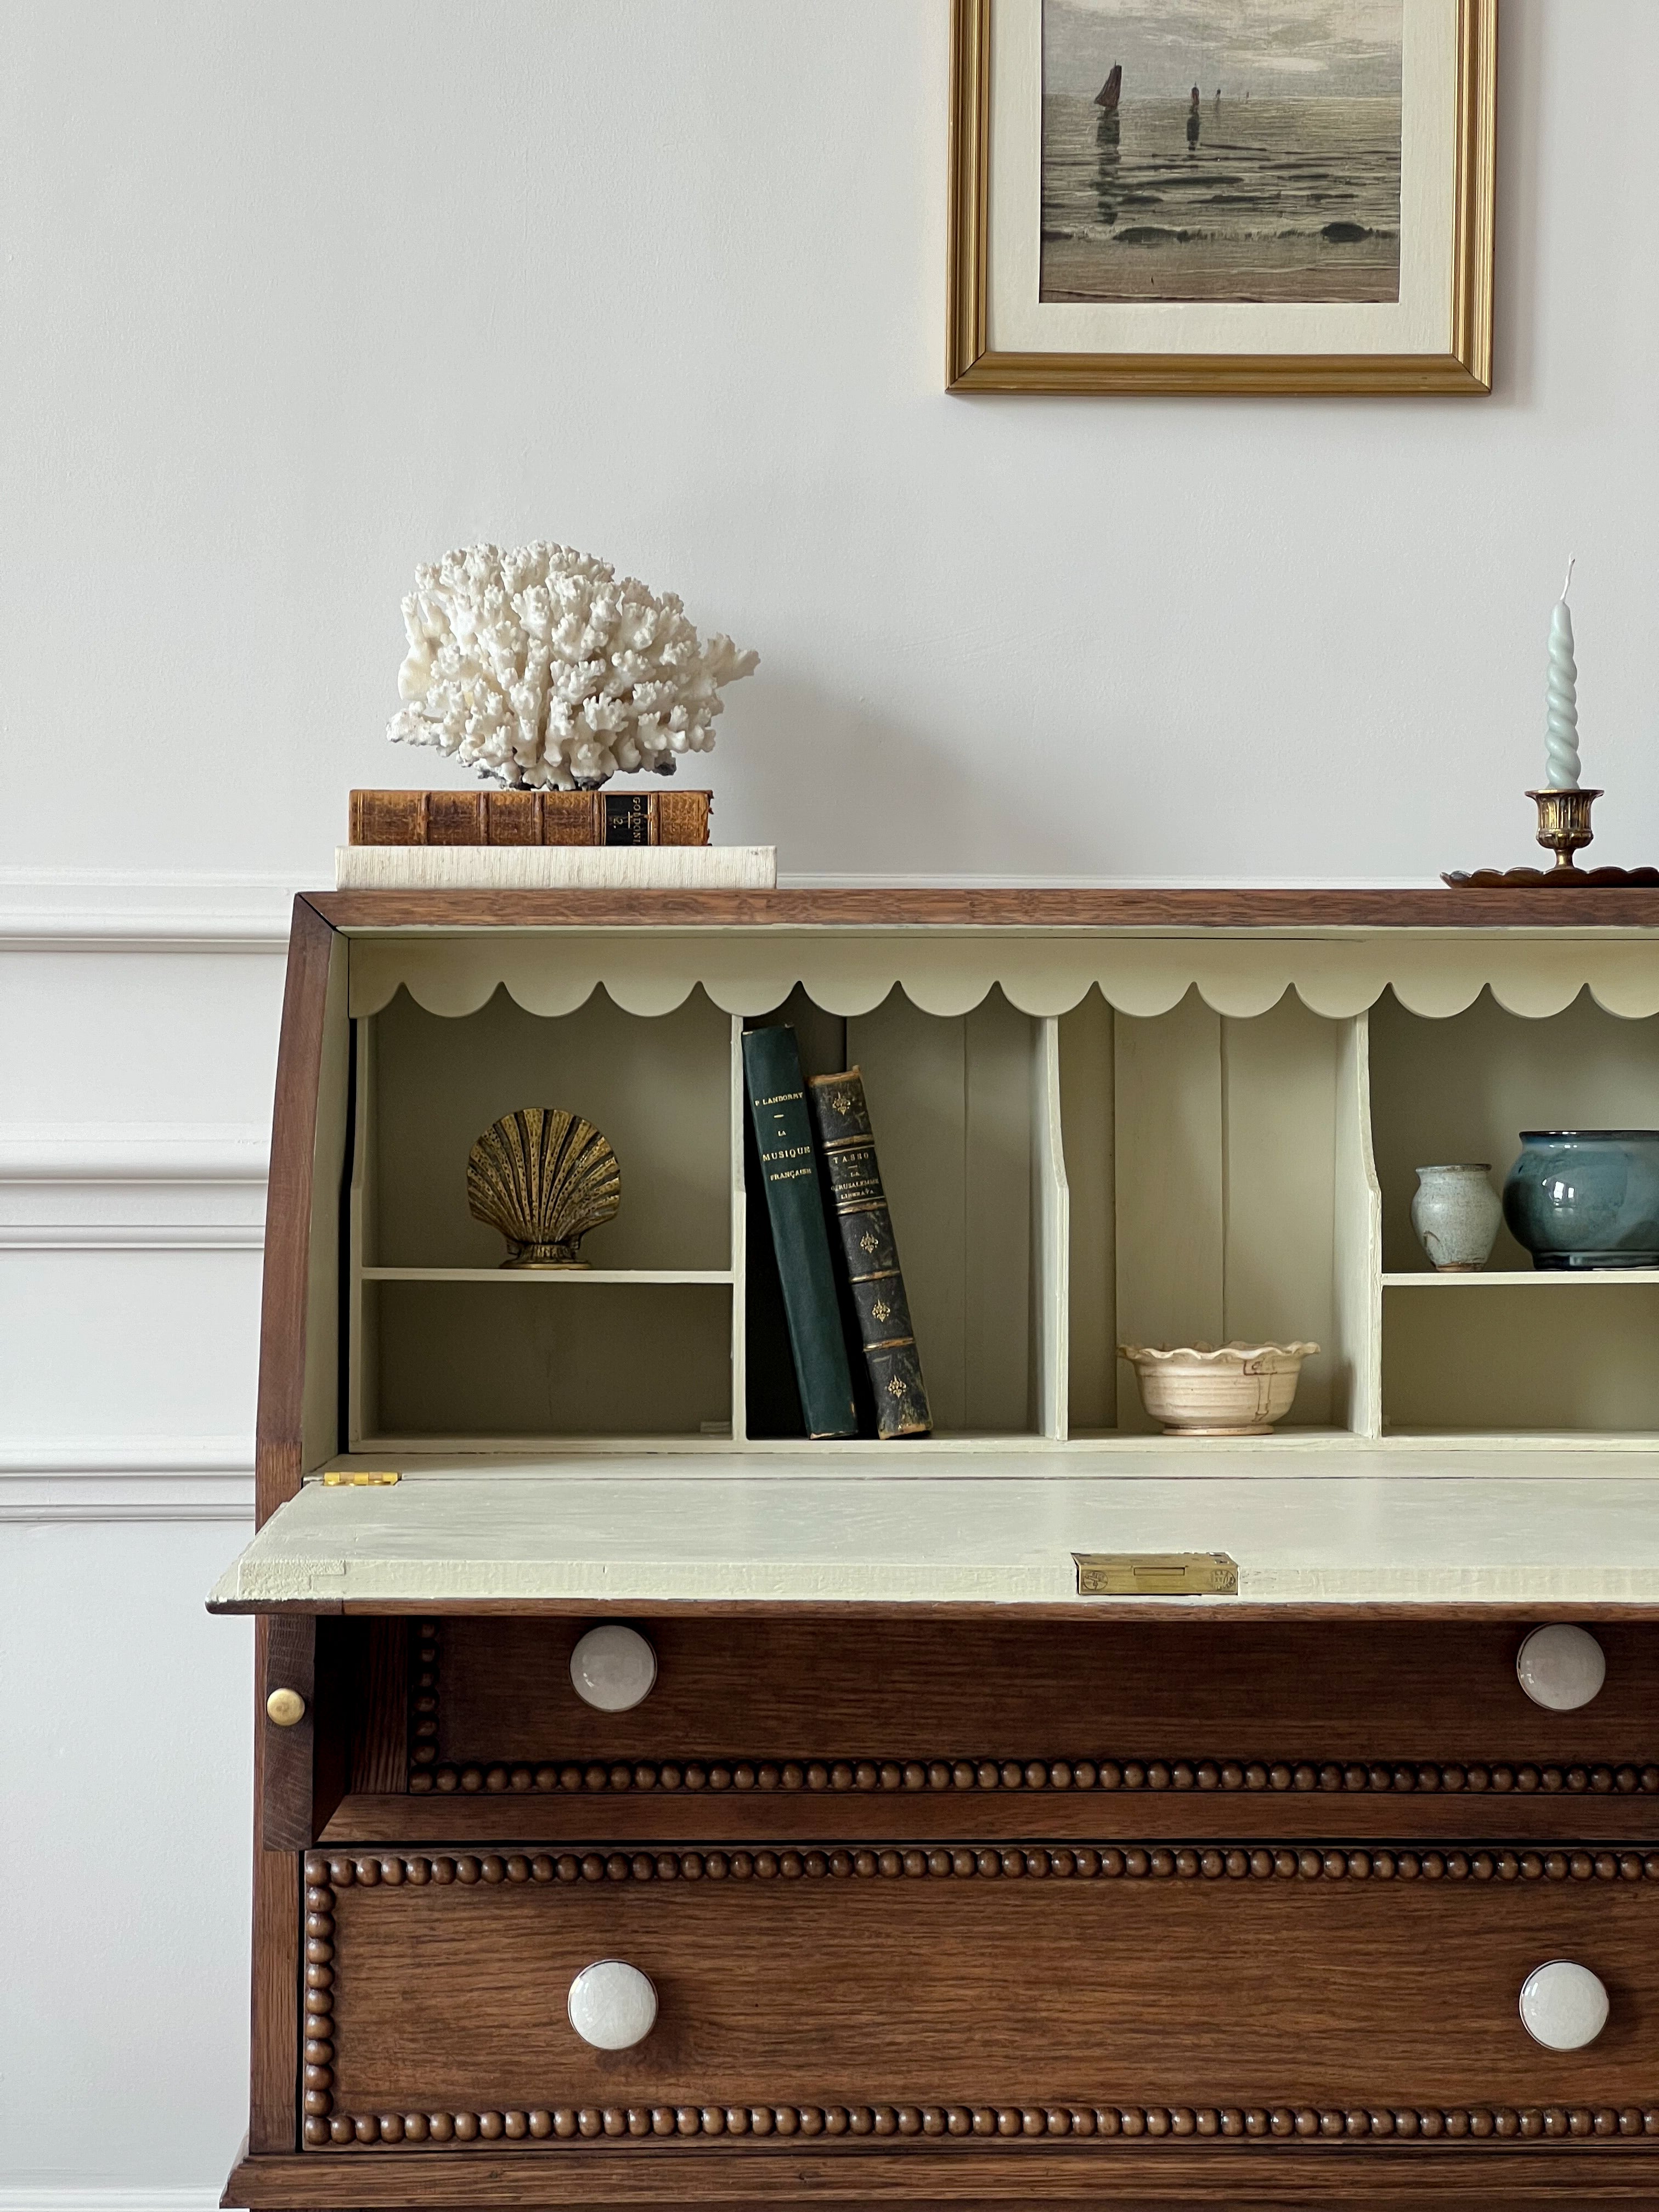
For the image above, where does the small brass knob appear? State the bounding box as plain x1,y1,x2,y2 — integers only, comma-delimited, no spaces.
267,1687,307,1728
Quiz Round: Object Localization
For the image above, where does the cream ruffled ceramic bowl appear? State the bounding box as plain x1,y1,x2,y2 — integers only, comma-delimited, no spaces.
1120,1341,1319,1437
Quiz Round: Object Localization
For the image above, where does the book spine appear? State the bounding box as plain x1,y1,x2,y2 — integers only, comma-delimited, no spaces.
742,1027,859,1440
539,793,603,846
349,790,712,847
806,1069,932,1440
655,788,712,846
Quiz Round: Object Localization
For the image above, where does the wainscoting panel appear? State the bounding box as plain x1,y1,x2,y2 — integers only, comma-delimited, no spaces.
0,880,282,2190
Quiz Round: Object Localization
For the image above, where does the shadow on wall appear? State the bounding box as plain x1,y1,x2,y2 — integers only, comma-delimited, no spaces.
1491,0,1543,409
729,678,1127,878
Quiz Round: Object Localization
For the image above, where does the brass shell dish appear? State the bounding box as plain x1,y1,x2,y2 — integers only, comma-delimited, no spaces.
466,1108,620,1268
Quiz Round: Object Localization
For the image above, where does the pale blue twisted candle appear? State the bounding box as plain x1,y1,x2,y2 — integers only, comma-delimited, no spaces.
1545,558,1579,791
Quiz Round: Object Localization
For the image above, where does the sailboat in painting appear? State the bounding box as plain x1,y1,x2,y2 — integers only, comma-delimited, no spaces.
1093,62,1121,111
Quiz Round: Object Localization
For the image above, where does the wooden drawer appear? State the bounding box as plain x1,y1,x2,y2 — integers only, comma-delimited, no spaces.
302,1838,1659,2152
390,1618,1659,1842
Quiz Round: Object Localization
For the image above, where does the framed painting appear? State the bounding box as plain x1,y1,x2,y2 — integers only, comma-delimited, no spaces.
947,0,1497,394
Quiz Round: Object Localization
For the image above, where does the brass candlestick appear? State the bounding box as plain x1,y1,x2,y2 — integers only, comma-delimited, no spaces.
1526,787,1601,873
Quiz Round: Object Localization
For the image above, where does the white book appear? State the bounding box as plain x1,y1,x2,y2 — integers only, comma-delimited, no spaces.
335,844,776,891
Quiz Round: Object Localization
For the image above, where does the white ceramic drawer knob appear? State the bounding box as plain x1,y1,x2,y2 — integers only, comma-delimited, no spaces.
1516,1624,1606,1711
569,1623,657,1712
1520,1960,1609,2050
567,1960,657,2050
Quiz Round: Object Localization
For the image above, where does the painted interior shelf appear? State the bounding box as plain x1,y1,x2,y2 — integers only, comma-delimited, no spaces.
360,1267,735,1284
330,916,1659,1457
1383,1270,1659,1288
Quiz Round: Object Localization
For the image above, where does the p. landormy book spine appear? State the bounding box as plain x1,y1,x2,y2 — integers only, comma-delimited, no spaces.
805,1068,932,1439
742,1026,859,1441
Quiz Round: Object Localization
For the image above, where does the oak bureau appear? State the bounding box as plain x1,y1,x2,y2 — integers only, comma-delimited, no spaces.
213,887,1659,2210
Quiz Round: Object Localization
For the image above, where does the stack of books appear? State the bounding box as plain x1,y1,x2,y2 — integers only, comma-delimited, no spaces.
336,788,775,889
742,1025,932,1441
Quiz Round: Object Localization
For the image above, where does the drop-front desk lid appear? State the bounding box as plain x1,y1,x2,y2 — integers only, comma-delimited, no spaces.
208,1446,1659,1618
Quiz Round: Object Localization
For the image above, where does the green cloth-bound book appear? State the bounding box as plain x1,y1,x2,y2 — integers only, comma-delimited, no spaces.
742,1025,860,1440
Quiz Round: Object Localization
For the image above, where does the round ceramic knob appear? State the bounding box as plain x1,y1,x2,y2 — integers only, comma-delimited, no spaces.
1516,1624,1606,1711
266,1687,306,1728
569,1623,657,1712
567,1961,657,2050
1520,1960,1609,2051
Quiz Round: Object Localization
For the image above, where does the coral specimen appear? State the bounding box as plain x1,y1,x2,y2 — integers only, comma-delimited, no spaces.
388,542,758,790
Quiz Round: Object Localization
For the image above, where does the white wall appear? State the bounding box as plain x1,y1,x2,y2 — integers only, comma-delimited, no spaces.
2,0,1656,887
2,1,1656,2203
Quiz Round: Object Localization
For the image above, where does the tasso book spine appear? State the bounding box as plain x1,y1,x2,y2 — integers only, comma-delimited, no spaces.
742,1027,860,1440
806,1068,932,1439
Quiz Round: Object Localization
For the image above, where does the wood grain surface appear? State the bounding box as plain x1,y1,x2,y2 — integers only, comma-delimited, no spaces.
322,1789,1659,1848
261,1614,317,1853
302,887,1659,931
351,1620,410,1795
256,895,335,1528
249,1618,300,2153
427,1620,1659,1771
312,1844,1659,2118
225,2140,1659,2208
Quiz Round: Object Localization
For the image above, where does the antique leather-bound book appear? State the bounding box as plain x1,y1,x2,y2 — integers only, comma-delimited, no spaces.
742,1026,859,1440
348,787,711,846
806,1067,932,1439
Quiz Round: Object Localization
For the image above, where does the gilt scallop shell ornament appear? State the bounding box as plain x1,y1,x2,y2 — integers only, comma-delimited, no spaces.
466,1108,620,1268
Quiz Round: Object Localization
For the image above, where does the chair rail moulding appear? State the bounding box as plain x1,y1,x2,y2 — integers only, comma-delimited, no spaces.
0,870,295,950
0,1122,270,1246
0,1435,255,1523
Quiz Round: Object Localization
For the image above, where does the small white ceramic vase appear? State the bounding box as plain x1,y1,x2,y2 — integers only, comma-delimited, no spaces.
1411,1163,1502,1272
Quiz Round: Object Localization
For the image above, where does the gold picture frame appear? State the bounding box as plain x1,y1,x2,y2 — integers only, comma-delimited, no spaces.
948,0,1497,396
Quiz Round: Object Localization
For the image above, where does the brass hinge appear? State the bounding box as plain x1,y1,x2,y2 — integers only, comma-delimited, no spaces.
1074,1550,1238,1597
321,1470,401,1487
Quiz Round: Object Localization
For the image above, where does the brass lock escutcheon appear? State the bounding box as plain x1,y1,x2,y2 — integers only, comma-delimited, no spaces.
1073,1550,1239,1597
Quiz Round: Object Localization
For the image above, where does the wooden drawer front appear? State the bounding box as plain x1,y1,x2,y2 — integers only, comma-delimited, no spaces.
411,1619,1659,1813
303,1842,1659,2151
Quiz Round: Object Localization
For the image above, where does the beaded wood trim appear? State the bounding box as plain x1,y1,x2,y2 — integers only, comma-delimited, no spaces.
405,1619,1659,1802
411,1750,1659,1799
301,1844,1659,2152
408,1620,438,1778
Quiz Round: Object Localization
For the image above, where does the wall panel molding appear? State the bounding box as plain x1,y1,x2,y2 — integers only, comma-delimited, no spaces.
0,2193,223,2212
1,1109,269,1520
0,868,296,950
0,1122,270,1248
0,1435,255,1522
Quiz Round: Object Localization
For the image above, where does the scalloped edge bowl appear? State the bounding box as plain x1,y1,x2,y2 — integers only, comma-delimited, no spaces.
1119,1341,1320,1437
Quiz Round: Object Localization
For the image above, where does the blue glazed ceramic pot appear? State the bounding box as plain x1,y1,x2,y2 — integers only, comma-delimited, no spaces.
1503,1131,1659,1269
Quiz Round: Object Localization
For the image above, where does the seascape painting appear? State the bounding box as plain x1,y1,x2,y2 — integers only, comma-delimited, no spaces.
1041,0,1403,304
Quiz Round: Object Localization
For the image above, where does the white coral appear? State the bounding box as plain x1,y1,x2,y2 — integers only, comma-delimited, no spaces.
387,541,759,789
